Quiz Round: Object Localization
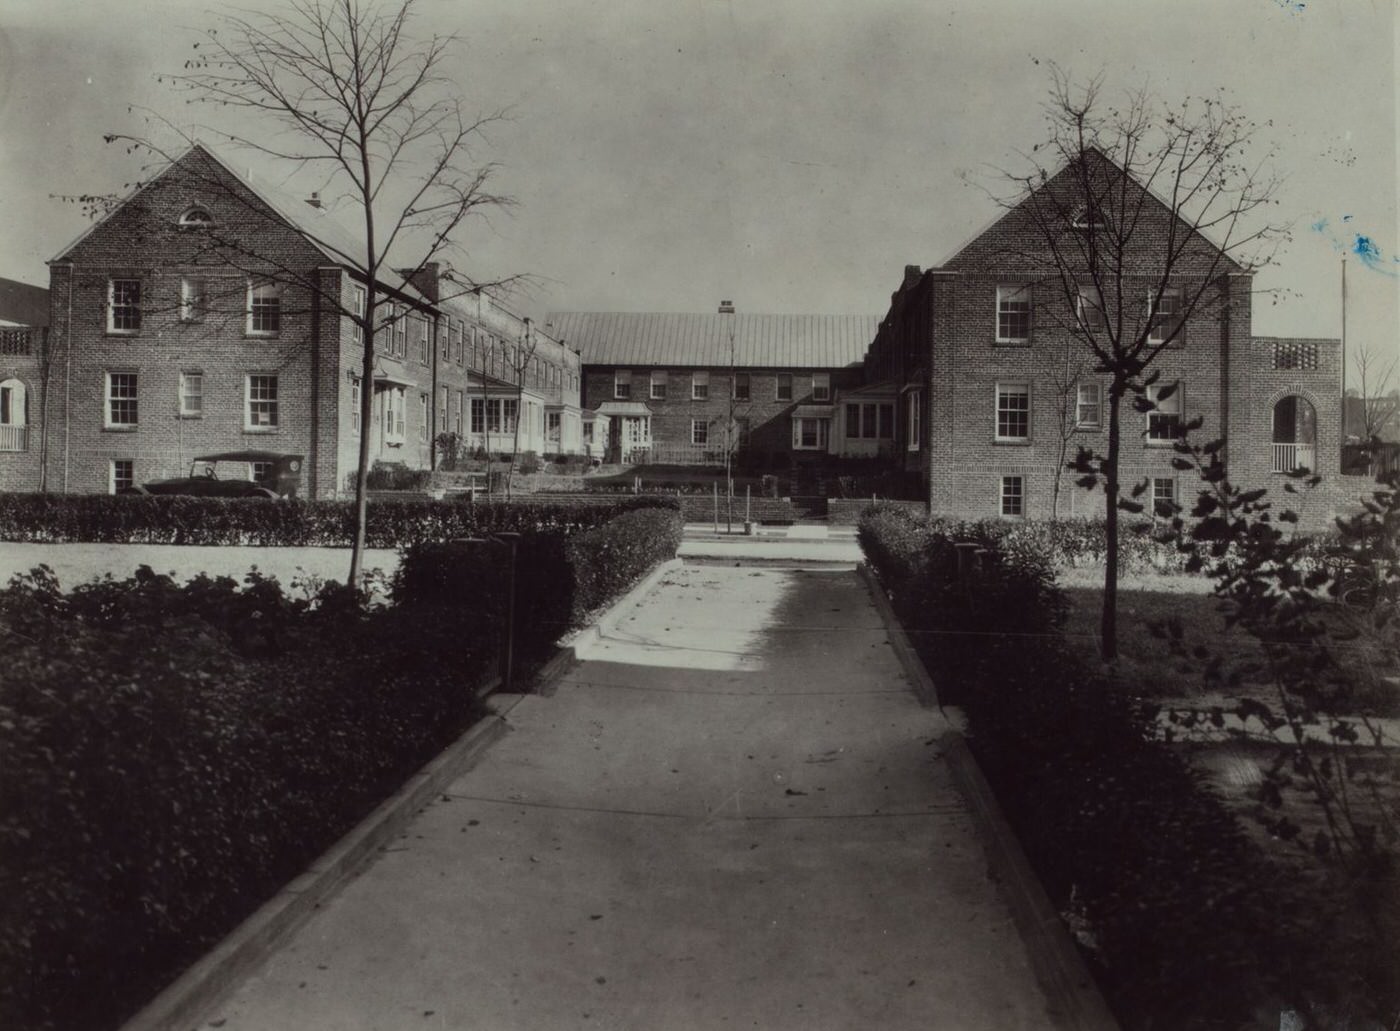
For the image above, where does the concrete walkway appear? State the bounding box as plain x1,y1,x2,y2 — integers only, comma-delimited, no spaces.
207,565,1056,1030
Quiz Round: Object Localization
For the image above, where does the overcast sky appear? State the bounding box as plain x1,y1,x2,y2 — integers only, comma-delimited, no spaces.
0,0,1395,369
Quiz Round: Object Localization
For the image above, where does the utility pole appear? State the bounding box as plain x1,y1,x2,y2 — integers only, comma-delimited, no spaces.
719,300,736,532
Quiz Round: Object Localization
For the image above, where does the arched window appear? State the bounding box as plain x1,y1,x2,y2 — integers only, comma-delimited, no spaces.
0,377,28,452
178,207,213,228
1271,395,1317,473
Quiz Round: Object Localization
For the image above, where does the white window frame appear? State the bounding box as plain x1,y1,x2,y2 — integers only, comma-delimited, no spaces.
1147,287,1184,345
383,386,406,441
1151,477,1177,518
1076,285,1106,332
649,370,667,400
244,374,279,431
1146,382,1183,443
1075,382,1102,430
453,389,464,434
107,279,141,334
179,277,208,322
691,370,710,400
351,287,366,346
0,378,27,429
734,372,751,401
995,382,1030,442
547,411,562,442
792,416,830,451
110,459,134,494
995,285,1032,343
246,281,281,336
350,377,362,433
178,207,213,229
691,419,709,446
1000,475,1025,517
907,390,921,451
776,372,793,401
416,317,430,366
614,370,632,400
179,370,203,418
104,371,138,428
470,397,485,435
812,372,831,401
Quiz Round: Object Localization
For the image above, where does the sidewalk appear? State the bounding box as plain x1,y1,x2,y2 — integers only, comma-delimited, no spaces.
679,523,862,565
203,565,1059,1030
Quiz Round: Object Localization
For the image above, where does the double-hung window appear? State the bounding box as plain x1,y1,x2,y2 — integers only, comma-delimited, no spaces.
392,307,407,357
110,460,134,494
1146,382,1183,442
1152,477,1177,518
245,374,279,430
1147,288,1184,345
1076,285,1106,332
383,387,406,441
812,372,831,401
350,377,362,433
792,416,830,450
734,373,751,401
776,373,793,401
418,392,429,441
470,398,485,434
180,277,208,322
691,419,709,446
1075,382,1102,430
351,287,366,345
649,370,667,400
417,319,429,365
453,390,464,434
108,279,141,334
105,372,138,428
691,371,710,400
907,390,922,451
614,370,632,399
1000,476,1025,517
179,371,203,417
247,282,281,336
995,383,1030,441
996,285,1032,343
547,411,562,442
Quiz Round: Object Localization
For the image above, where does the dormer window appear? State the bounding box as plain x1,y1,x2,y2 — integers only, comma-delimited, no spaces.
178,207,213,229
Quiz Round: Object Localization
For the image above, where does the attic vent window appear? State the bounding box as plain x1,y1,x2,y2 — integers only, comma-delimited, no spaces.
1070,204,1099,231
178,207,213,228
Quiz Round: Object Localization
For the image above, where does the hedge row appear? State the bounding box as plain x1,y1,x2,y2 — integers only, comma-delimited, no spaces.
0,492,678,546
0,505,683,1031
858,505,1388,1028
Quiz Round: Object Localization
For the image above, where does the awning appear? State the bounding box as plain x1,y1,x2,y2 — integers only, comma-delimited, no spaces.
372,371,417,388
595,401,653,416
791,404,835,419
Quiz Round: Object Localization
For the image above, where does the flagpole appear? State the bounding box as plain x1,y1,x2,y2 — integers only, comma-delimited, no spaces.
1341,256,1347,432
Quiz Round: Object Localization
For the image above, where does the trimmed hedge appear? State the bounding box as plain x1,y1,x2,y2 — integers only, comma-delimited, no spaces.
0,504,683,1031
858,505,1385,1028
0,492,678,546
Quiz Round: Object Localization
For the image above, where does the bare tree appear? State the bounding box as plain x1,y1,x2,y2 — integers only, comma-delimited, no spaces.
1353,342,1400,443
148,0,521,586
503,318,541,501
1049,335,1091,519
987,69,1287,659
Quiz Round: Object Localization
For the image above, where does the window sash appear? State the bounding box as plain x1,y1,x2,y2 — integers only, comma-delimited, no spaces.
1147,289,1184,344
691,371,709,400
471,398,485,434
776,373,793,401
248,283,281,334
649,371,667,400
179,372,203,416
106,373,138,427
350,378,362,432
111,460,134,494
180,278,208,322
614,371,631,399
996,285,1032,341
996,385,1030,440
1000,476,1024,516
109,279,141,332
691,419,708,445
734,373,750,401
1075,383,1102,429
246,375,279,428
1146,383,1183,440
812,373,831,401
1077,287,1105,332
1152,477,1177,516
907,391,921,452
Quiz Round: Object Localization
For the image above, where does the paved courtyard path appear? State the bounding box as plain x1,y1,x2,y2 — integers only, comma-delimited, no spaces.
209,565,1057,1030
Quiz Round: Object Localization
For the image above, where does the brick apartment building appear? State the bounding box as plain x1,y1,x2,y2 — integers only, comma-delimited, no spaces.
545,311,879,467
862,148,1344,527
0,277,48,490
30,143,581,497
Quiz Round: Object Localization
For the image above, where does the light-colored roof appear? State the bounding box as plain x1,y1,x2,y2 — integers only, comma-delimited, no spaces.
594,401,654,416
546,312,877,369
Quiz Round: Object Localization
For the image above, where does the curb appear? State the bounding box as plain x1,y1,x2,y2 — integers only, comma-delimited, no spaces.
856,562,1118,1030
550,557,683,673
119,714,511,1031
943,733,1121,1031
855,561,940,708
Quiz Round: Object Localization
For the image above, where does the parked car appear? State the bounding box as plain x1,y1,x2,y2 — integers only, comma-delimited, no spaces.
124,451,304,498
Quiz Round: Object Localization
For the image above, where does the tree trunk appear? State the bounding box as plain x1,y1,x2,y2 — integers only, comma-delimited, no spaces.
1100,381,1122,661
349,317,376,589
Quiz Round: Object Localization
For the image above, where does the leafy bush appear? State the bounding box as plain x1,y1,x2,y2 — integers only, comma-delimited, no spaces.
0,493,678,546
858,507,1378,1028
365,461,433,491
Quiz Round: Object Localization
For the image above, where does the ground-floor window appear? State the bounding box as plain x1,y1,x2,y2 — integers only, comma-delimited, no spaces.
1000,475,1024,517
110,459,134,494
792,416,830,450
1152,476,1177,518
245,374,279,430
906,391,921,451
691,419,708,445
548,411,562,443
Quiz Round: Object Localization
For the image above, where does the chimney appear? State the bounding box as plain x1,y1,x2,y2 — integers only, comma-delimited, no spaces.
306,192,322,209
397,262,442,301
902,264,922,288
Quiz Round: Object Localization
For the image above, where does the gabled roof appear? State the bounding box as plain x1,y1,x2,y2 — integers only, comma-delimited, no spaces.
50,143,428,304
934,147,1245,276
546,312,878,369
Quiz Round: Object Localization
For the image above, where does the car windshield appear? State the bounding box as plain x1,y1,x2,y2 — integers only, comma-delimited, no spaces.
191,461,217,478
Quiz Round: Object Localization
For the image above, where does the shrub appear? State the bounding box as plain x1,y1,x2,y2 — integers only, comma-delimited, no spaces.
858,508,1374,1028
0,493,678,547
365,461,432,491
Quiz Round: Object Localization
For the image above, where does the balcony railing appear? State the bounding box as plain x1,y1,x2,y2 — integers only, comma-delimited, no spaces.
1272,442,1315,473
0,425,28,452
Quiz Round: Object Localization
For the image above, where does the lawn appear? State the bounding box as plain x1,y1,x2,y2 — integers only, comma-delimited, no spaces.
1061,564,1399,708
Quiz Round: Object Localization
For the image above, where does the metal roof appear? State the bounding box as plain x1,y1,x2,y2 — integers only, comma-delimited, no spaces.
545,312,877,369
